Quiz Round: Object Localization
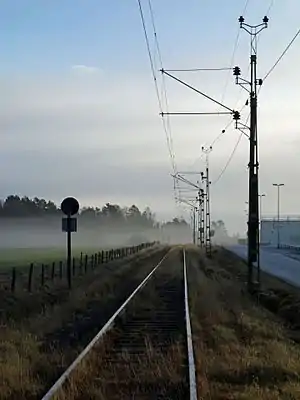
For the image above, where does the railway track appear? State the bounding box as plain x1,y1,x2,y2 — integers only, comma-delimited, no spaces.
41,247,197,400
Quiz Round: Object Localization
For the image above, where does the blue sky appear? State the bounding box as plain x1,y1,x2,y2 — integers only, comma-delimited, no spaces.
0,0,284,73
0,0,299,232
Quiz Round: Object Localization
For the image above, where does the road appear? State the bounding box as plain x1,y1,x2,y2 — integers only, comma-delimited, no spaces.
227,245,300,287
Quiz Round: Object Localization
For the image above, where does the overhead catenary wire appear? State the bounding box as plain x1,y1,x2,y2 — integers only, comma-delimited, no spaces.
211,131,243,185
212,112,250,185
262,27,300,82
219,0,251,107
208,101,248,148
146,0,180,202
206,0,251,150
145,0,188,211
164,67,232,72
212,0,277,174
147,0,171,127
266,0,275,15
137,0,178,195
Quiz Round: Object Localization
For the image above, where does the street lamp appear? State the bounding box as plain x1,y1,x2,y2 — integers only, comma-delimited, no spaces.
272,184,284,248
258,194,266,225
245,201,249,218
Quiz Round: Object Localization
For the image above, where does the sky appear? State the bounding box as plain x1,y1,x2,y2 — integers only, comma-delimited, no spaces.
0,0,299,234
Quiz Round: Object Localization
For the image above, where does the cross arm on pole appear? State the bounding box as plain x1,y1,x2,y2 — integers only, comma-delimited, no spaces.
171,173,199,190
161,69,234,113
176,197,197,209
160,112,232,116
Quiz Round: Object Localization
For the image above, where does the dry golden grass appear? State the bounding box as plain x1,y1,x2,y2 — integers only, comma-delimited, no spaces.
55,248,187,399
4,244,300,399
187,246,300,400
56,335,186,400
0,247,169,400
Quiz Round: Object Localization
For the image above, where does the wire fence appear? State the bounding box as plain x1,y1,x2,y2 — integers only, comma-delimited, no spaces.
0,242,158,293
261,215,300,221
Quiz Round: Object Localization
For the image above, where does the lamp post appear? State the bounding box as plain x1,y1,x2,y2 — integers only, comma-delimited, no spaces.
258,194,266,226
258,193,266,245
272,184,284,248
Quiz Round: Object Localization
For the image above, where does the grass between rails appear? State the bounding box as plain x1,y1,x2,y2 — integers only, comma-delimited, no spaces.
55,247,188,399
0,246,169,400
56,335,185,400
187,245,300,399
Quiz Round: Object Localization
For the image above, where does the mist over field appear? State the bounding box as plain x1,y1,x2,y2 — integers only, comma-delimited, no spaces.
0,217,194,250
0,196,235,260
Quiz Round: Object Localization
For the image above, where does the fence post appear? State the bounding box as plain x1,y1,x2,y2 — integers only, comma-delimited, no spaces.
91,254,94,270
84,255,88,273
59,261,63,280
72,257,76,276
11,267,16,293
28,263,34,292
51,262,55,281
79,253,83,275
41,264,45,287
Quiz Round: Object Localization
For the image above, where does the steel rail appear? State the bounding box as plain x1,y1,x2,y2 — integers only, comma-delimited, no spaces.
183,248,198,399
41,249,171,400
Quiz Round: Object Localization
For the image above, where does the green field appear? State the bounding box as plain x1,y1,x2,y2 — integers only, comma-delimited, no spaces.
0,247,101,268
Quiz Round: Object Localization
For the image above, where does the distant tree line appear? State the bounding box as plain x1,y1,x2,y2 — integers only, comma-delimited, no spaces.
0,195,189,228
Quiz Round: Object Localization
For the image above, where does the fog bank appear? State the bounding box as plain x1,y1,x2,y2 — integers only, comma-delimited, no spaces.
0,218,193,249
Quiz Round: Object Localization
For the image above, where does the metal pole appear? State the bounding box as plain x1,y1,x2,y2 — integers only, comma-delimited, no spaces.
202,146,212,257
198,191,202,247
67,216,72,289
237,16,268,292
259,195,262,224
206,165,212,257
192,208,196,244
273,183,284,248
200,190,205,247
258,193,265,282
247,52,258,291
277,186,280,248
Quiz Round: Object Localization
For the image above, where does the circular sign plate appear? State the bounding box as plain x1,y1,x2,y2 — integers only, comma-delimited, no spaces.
61,197,80,216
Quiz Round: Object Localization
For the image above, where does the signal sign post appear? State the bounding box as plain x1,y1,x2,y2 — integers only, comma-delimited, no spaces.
61,197,80,289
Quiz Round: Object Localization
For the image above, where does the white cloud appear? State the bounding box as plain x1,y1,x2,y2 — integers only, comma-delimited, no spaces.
71,64,100,74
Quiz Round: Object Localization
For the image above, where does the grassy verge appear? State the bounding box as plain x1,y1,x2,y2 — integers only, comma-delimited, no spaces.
0,246,168,400
215,247,300,342
187,245,300,399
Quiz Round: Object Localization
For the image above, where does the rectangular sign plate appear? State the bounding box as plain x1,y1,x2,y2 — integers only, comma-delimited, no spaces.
62,217,77,232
